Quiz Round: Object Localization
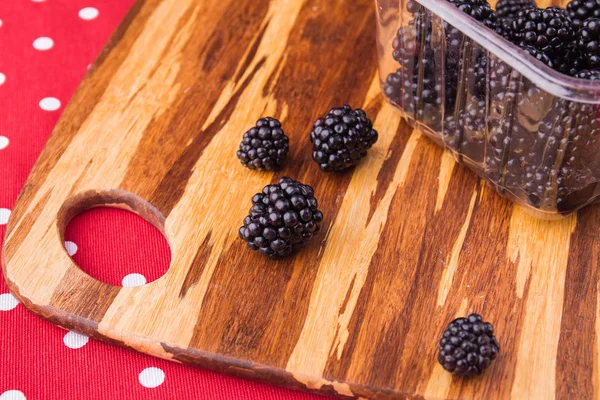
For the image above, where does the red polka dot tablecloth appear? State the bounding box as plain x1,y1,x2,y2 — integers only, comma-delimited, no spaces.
0,2,324,399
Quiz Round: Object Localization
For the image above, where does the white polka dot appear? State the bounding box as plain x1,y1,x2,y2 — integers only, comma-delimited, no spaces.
139,367,165,388
33,37,53,51
63,331,89,349
0,293,19,311
31,0,46,2
0,208,11,225
64,241,78,256
0,136,8,150
79,7,99,20
39,97,61,111
0,20,3,28
122,273,147,287
0,390,26,400
0,73,5,86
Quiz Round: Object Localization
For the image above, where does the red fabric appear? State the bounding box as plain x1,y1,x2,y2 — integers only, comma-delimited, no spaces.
0,1,323,399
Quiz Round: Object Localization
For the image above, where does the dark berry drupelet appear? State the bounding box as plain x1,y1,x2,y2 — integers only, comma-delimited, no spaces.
576,68,600,79
239,177,324,258
310,105,379,172
438,314,500,377
511,7,575,70
236,117,289,171
577,18,600,69
567,0,600,29
496,0,535,21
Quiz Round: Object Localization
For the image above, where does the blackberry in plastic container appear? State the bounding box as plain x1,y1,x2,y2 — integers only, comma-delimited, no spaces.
511,7,575,70
239,177,324,258
237,117,289,171
558,101,600,212
567,0,600,29
576,68,600,79
444,100,487,164
496,0,535,20
443,0,496,110
310,105,378,172
447,0,497,30
522,45,555,69
383,69,403,106
438,314,500,377
577,18,600,69
392,14,444,128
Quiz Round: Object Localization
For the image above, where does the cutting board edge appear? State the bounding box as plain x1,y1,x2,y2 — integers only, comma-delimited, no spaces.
1,273,423,400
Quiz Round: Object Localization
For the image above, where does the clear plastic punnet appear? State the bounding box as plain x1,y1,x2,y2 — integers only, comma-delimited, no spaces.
375,0,600,218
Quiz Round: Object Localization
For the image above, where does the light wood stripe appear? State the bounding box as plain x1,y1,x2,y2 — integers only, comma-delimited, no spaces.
509,209,576,400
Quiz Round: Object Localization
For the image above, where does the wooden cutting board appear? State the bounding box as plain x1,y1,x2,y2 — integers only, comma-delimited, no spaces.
3,0,600,398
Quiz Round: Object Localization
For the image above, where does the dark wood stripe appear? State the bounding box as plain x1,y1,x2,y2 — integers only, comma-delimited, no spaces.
555,206,600,400
50,268,121,324
368,118,410,225
179,233,213,298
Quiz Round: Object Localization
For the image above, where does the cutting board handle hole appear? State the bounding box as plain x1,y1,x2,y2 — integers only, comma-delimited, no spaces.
58,190,171,287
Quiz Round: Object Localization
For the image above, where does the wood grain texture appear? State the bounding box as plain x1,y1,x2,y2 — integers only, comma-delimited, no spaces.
2,0,600,398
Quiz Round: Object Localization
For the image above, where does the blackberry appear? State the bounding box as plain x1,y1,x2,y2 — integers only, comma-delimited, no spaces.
438,314,500,377
236,118,289,171
238,177,324,258
310,105,378,172
576,68,600,79
494,18,514,40
511,7,575,68
444,0,496,110
522,45,554,69
567,0,600,29
496,0,535,20
558,101,600,212
444,100,487,162
469,53,487,100
391,15,444,127
383,69,403,106
447,0,497,30
577,18,600,69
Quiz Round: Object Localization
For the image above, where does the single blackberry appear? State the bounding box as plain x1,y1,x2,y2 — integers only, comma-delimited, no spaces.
511,7,575,68
567,0,600,29
438,314,500,377
447,0,497,30
469,53,487,100
443,100,487,162
494,18,514,40
576,68,600,79
577,18,600,68
564,52,586,76
310,105,378,172
522,45,554,69
236,118,289,171
496,0,535,20
238,177,323,258
383,69,403,106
